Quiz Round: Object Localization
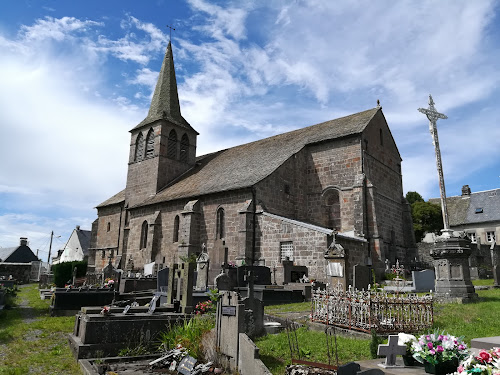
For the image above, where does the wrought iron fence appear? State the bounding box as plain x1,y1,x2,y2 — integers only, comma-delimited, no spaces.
311,284,433,334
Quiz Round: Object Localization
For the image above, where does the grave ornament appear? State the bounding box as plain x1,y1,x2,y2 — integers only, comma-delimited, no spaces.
377,335,406,367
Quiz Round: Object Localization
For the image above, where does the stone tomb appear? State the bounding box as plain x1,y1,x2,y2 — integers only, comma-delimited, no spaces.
69,309,185,359
412,269,435,292
50,289,115,316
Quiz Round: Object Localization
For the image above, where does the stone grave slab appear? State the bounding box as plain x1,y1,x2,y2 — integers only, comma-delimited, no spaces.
50,289,115,316
353,265,370,290
412,269,435,292
69,311,185,359
471,336,500,351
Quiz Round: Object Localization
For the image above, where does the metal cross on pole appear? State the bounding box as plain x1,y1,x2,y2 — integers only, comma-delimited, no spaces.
418,95,452,237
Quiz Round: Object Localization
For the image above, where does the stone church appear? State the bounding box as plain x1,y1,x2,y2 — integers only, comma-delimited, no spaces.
88,42,416,286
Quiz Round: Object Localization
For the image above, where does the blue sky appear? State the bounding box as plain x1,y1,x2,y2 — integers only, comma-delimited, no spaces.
1,1,499,257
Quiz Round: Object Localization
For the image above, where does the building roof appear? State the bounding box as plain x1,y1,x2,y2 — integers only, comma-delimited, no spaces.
430,188,500,226
137,107,379,208
75,228,91,254
97,107,379,208
131,42,196,133
0,247,16,262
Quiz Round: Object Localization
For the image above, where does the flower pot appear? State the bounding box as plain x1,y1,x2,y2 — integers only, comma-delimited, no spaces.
402,354,417,367
424,359,458,375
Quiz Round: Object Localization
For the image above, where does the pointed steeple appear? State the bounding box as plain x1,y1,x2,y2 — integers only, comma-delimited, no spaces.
133,42,196,132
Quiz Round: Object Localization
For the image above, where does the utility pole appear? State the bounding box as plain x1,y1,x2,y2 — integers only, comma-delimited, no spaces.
47,231,54,264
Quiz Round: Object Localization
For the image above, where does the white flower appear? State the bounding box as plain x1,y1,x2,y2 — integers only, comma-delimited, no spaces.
398,333,417,346
412,341,423,352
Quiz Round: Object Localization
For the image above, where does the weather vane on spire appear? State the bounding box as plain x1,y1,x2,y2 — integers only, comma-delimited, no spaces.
418,94,452,237
166,24,175,42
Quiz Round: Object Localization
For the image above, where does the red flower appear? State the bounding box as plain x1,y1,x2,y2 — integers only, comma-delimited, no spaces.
477,350,492,363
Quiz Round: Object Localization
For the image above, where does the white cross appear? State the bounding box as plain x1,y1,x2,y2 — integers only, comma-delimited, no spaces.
378,335,407,367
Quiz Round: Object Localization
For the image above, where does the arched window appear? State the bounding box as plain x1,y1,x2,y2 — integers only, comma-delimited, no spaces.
216,207,225,239
135,132,144,162
167,130,177,159
140,220,148,249
173,215,180,243
180,134,189,163
145,128,154,159
323,189,341,231
107,222,111,232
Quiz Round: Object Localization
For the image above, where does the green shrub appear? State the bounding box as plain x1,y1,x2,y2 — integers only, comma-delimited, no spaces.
52,261,87,287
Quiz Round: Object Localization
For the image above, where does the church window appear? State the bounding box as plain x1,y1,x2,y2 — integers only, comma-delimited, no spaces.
135,132,144,162
173,215,180,243
145,129,154,159
323,189,341,230
216,207,225,239
107,222,111,232
475,208,483,214
487,231,495,243
379,128,384,146
280,241,294,262
140,221,148,249
102,250,106,259
167,130,177,159
180,134,189,163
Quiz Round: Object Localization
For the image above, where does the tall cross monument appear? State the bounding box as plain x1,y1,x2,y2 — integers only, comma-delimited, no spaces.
418,95,452,237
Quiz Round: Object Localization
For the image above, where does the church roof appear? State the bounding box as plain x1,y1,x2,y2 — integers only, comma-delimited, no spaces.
429,188,500,226
135,107,380,207
96,189,125,208
131,42,196,133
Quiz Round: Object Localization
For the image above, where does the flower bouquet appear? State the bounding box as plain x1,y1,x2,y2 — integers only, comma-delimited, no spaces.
412,331,469,374
398,332,419,366
455,347,500,375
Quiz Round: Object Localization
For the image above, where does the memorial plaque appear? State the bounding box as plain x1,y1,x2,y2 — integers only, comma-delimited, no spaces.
177,355,196,375
147,294,160,314
327,262,343,277
122,305,131,314
221,305,236,316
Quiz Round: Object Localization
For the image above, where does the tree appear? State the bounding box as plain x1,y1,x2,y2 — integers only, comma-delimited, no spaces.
405,191,424,205
411,200,443,241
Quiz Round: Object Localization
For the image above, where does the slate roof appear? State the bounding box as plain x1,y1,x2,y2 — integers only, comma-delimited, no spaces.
76,229,91,255
96,190,125,208
0,247,16,262
137,107,379,208
430,188,500,226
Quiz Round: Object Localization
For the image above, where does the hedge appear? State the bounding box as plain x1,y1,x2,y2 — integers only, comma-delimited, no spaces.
52,261,87,287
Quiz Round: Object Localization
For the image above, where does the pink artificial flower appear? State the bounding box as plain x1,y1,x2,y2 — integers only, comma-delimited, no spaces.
428,342,434,349
429,349,436,355
477,350,493,363
492,348,500,358
438,335,444,341
426,335,431,341
458,344,466,351
437,346,444,353
457,365,464,373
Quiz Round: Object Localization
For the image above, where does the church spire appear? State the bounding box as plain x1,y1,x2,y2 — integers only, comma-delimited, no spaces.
133,41,195,131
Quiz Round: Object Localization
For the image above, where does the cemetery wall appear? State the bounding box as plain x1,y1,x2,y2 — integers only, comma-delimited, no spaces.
0,262,32,283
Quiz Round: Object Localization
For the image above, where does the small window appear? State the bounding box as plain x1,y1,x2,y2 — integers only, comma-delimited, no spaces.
487,231,496,243
467,232,476,243
173,215,180,243
167,130,177,159
180,134,189,163
134,132,144,162
216,208,225,239
140,221,148,249
475,208,483,214
107,222,111,232
280,241,294,262
145,128,154,159
101,250,106,259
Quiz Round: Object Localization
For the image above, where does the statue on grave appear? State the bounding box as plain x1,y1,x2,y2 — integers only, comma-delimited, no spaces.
195,243,210,291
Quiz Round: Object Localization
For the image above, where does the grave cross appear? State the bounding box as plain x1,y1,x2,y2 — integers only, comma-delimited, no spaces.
377,335,407,367
418,95,451,236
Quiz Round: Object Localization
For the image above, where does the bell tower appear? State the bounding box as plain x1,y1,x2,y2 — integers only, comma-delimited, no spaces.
125,42,198,208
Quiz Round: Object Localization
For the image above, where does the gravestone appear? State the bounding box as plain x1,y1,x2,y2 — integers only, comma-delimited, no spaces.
165,262,194,314
215,272,232,291
492,247,500,287
195,248,209,291
353,264,370,290
377,335,406,368
177,355,197,375
216,291,245,370
338,362,360,375
157,267,169,293
412,269,435,292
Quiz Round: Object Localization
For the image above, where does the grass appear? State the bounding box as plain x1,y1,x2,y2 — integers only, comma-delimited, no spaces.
0,284,82,375
265,302,311,315
472,279,495,286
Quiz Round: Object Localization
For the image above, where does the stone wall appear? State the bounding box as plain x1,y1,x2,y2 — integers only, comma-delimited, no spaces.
0,263,32,283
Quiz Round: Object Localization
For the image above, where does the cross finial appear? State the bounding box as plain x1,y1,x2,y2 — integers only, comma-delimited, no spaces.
166,24,175,42
376,99,381,108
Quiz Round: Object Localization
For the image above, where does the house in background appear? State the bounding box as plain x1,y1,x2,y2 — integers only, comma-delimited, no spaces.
0,238,38,263
52,225,91,265
420,185,500,278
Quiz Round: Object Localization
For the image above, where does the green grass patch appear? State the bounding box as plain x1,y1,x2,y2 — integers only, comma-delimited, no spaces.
264,302,311,315
472,279,494,286
0,284,81,375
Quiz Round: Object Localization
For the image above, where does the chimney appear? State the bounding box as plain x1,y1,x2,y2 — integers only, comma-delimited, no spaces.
20,237,28,246
462,185,471,196
76,225,80,231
